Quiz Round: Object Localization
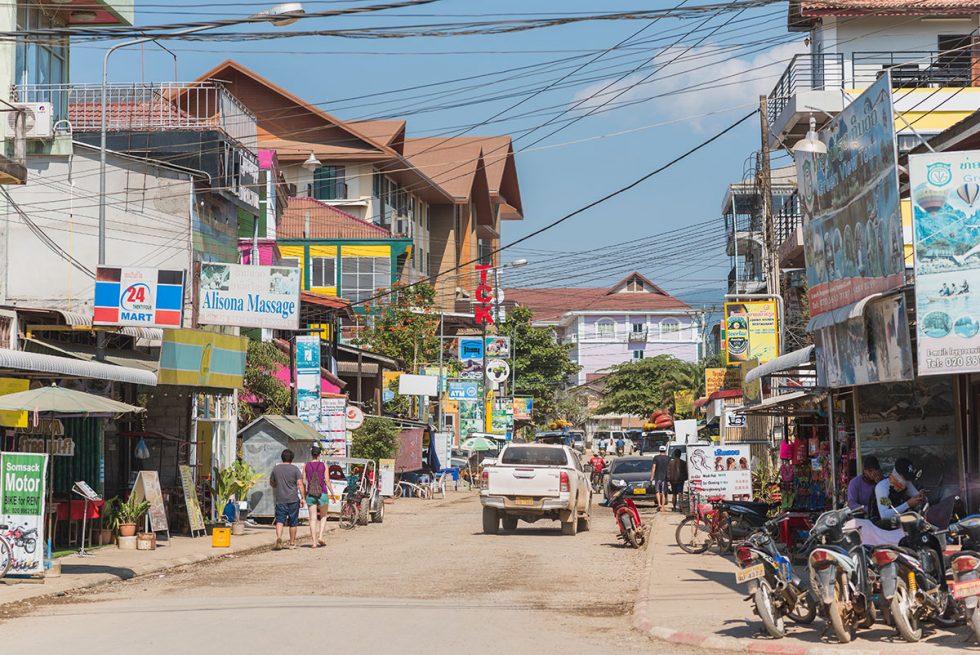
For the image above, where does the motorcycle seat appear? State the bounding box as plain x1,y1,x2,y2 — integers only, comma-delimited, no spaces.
726,501,774,515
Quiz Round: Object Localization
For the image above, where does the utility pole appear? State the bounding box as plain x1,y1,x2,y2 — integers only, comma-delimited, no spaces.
758,95,781,298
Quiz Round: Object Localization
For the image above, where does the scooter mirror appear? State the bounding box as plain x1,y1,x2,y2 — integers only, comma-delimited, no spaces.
611,479,627,489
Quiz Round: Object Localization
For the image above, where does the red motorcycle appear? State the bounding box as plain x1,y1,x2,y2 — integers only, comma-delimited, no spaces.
605,479,646,548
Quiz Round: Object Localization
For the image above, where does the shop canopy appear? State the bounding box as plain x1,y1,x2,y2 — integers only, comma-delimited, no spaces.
0,347,158,386
0,384,145,415
737,390,824,416
744,345,815,384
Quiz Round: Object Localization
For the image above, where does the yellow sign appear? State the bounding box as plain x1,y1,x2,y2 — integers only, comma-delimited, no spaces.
724,301,779,366
705,367,743,397
158,329,247,389
674,390,694,415
0,377,28,428
485,389,494,433
742,359,762,405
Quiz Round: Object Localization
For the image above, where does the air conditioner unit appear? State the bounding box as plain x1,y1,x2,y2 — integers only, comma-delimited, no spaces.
6,102,53,139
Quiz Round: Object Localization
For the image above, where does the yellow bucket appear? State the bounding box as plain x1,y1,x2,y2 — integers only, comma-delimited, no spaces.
211,527,231,548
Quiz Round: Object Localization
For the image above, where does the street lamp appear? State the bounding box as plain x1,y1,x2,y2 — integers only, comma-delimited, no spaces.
97,3,306,266
493,258,529,323
791,115,827,155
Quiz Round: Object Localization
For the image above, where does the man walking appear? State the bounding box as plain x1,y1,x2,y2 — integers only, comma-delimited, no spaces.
269,449,305,550
651,445,671,512
666,449,688,511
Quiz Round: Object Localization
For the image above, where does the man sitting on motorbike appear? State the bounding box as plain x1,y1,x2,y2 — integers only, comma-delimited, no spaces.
849,457,923,546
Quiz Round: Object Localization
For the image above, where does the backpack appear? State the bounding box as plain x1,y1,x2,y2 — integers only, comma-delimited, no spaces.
306,461,324,496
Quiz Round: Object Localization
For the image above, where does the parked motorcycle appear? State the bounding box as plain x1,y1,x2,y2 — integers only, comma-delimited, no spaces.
725,500,781,542
947,515,980,642
605,479,646,548
734,517,816,638
807,506,877,643
874,509,959,642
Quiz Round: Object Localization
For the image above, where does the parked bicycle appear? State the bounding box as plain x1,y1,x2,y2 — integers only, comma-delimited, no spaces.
675,485,733,554
0,525,14,579
339,491,364,530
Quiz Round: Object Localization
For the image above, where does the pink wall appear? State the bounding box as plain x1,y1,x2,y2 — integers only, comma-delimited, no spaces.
238,240,280,266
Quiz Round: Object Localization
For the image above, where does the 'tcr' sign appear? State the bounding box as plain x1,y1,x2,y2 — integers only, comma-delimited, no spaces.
474,264,494,325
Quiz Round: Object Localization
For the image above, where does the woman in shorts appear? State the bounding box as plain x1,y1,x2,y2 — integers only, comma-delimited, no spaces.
304,445,335,548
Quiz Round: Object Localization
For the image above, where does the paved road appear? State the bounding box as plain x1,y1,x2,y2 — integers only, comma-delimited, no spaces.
0,493,697,655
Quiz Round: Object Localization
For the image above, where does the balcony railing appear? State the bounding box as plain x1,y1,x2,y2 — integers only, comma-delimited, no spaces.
628,329,648,344
851,50,978,88
13,82,257,150
767,54,845,125
775,193,802,246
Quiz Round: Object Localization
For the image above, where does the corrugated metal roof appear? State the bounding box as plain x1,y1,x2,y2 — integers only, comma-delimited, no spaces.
0,348,157,385
238,414,322,441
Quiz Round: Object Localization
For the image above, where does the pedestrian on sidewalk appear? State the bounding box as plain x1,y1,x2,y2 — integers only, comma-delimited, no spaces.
651,445,670,512
667,450,687,511
270,449,305,550
304,445,335,548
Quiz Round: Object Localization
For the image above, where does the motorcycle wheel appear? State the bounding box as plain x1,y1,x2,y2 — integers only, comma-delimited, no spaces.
971,607,980,644
675,516,711,554
755,579,787,638
788,588,817,625
828,578,856,644
0,538,11,579
891,579,922,643
621,513,640,549
715,515,733,553
23,537,36,555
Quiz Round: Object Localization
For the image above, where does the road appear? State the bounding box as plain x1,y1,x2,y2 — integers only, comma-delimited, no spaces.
0,493,697,654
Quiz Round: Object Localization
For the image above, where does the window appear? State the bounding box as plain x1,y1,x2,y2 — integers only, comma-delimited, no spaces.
500,446,568,467
660,319,682,340
632,349,644,360
937,34,972,86
312,166,346,200
631,322,645,333
595,319,614,339
626,278,645,292
16,4,68,120
341,256,390,304
310,256,336,288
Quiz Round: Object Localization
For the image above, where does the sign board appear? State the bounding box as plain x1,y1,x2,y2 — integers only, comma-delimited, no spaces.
433,431,453,471
158,329,247,389
724,301,779,365
458,337,484,379
674,389,694,415
132,470,169,534
742,359,762,405
491,396,513,436
94,266,185,328
448,381,480,401
378,458,395,497
674,419,698,444
485,336,511,359
0,452,47,576
512,396,533,421
486,359,510,384
345,405,365,430
316,397,347,457
686,444,752,501
198,262,300,330
909,150,980,376
705,367,742,397
295,335,321,425
725,410,747,429
0,378,29,428
398,374,439,396
473,264,495,325
178,464,206,534
796,73,904,318
73,480,99,501
17,435,74,456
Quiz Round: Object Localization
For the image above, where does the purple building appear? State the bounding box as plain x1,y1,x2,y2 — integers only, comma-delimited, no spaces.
506,273,704,386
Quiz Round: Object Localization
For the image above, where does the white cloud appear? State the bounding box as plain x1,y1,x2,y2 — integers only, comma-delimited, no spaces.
571,41,808,128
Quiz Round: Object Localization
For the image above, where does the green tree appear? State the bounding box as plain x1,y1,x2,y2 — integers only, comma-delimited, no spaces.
238,340,290,425
598,354,698,418
350,416,401,462
357,282,439,369
545,389,589,429
498,306,581,420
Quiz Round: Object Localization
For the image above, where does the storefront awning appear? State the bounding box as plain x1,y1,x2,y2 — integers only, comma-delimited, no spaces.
807,292,886,332
738,390,823,416
338,360,380,376
0,348,157,386
745,345,815,383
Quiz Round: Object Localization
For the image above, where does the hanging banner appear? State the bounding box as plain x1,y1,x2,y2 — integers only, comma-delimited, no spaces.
512,396,533,421
132,470,169,533
178,464,206,534
295,335,321,424
796,74,904,318
458,337,484,379
447,381,480,401
686,444,751,501
198,262,300,330
674,389,694,415
94,267,185,328
485,336,511,359
724,301,779,365
0,452,47,576
910,150,980,375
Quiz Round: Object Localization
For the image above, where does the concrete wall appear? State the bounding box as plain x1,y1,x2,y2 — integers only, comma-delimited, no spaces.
0,147,194,311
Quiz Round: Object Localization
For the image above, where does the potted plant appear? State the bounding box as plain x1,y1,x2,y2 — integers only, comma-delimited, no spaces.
100,497,120,544
117,495,150,538
230,461,262,535
211,462,263,534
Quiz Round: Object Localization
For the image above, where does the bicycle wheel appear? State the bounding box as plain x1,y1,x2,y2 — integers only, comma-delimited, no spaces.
0,538,11,579
675,516,712,554
393,483,404,499
339,503,357,530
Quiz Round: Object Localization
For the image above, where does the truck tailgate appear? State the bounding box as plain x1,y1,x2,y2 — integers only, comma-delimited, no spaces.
488,466,562,497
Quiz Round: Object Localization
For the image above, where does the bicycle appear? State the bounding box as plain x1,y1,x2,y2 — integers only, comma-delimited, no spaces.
339,491,363,530
0,525,14,579
674,485,733,554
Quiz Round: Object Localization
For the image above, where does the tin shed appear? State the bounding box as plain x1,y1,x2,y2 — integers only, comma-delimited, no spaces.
240,415,323,518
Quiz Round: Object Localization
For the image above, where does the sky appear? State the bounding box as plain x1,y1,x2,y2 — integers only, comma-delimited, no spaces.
69,0,807,309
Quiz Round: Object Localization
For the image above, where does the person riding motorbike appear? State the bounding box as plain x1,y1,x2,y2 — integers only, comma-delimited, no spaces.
615,437,626,457
588,453,606,489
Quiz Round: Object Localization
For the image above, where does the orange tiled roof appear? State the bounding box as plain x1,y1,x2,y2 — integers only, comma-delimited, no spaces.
279,197,393,240
349,120,406,146
800,0,978,15
402,137,484,201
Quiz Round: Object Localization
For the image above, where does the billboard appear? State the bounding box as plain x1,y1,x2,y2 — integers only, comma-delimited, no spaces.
909,150,980,375
0,452,47,576
686,444,751,501
513,396,533,421
705,367,742,398
295,335,321,424
485,336,511,359
198,263,300,330
724,301,779,365
458,337,484,379
447,381,480,401
674,389,694,415
796,74,904,318
93,267,185,328
158,329,247,389
814,294,914,388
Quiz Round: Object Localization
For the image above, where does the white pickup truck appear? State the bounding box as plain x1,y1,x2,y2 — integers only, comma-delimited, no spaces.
480,443,592,536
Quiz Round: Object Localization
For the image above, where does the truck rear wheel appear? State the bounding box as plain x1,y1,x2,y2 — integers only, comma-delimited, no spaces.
562,516,578,536
501,516,518,532
482,507,499,535
577,514,591,532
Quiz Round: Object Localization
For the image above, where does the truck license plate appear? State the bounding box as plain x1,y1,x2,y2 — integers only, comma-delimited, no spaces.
953,579,980,600
633,487,646,495
515,497,534,506
736,564,765,584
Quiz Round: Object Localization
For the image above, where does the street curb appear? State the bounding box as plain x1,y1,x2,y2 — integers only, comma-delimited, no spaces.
629,514,892,655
